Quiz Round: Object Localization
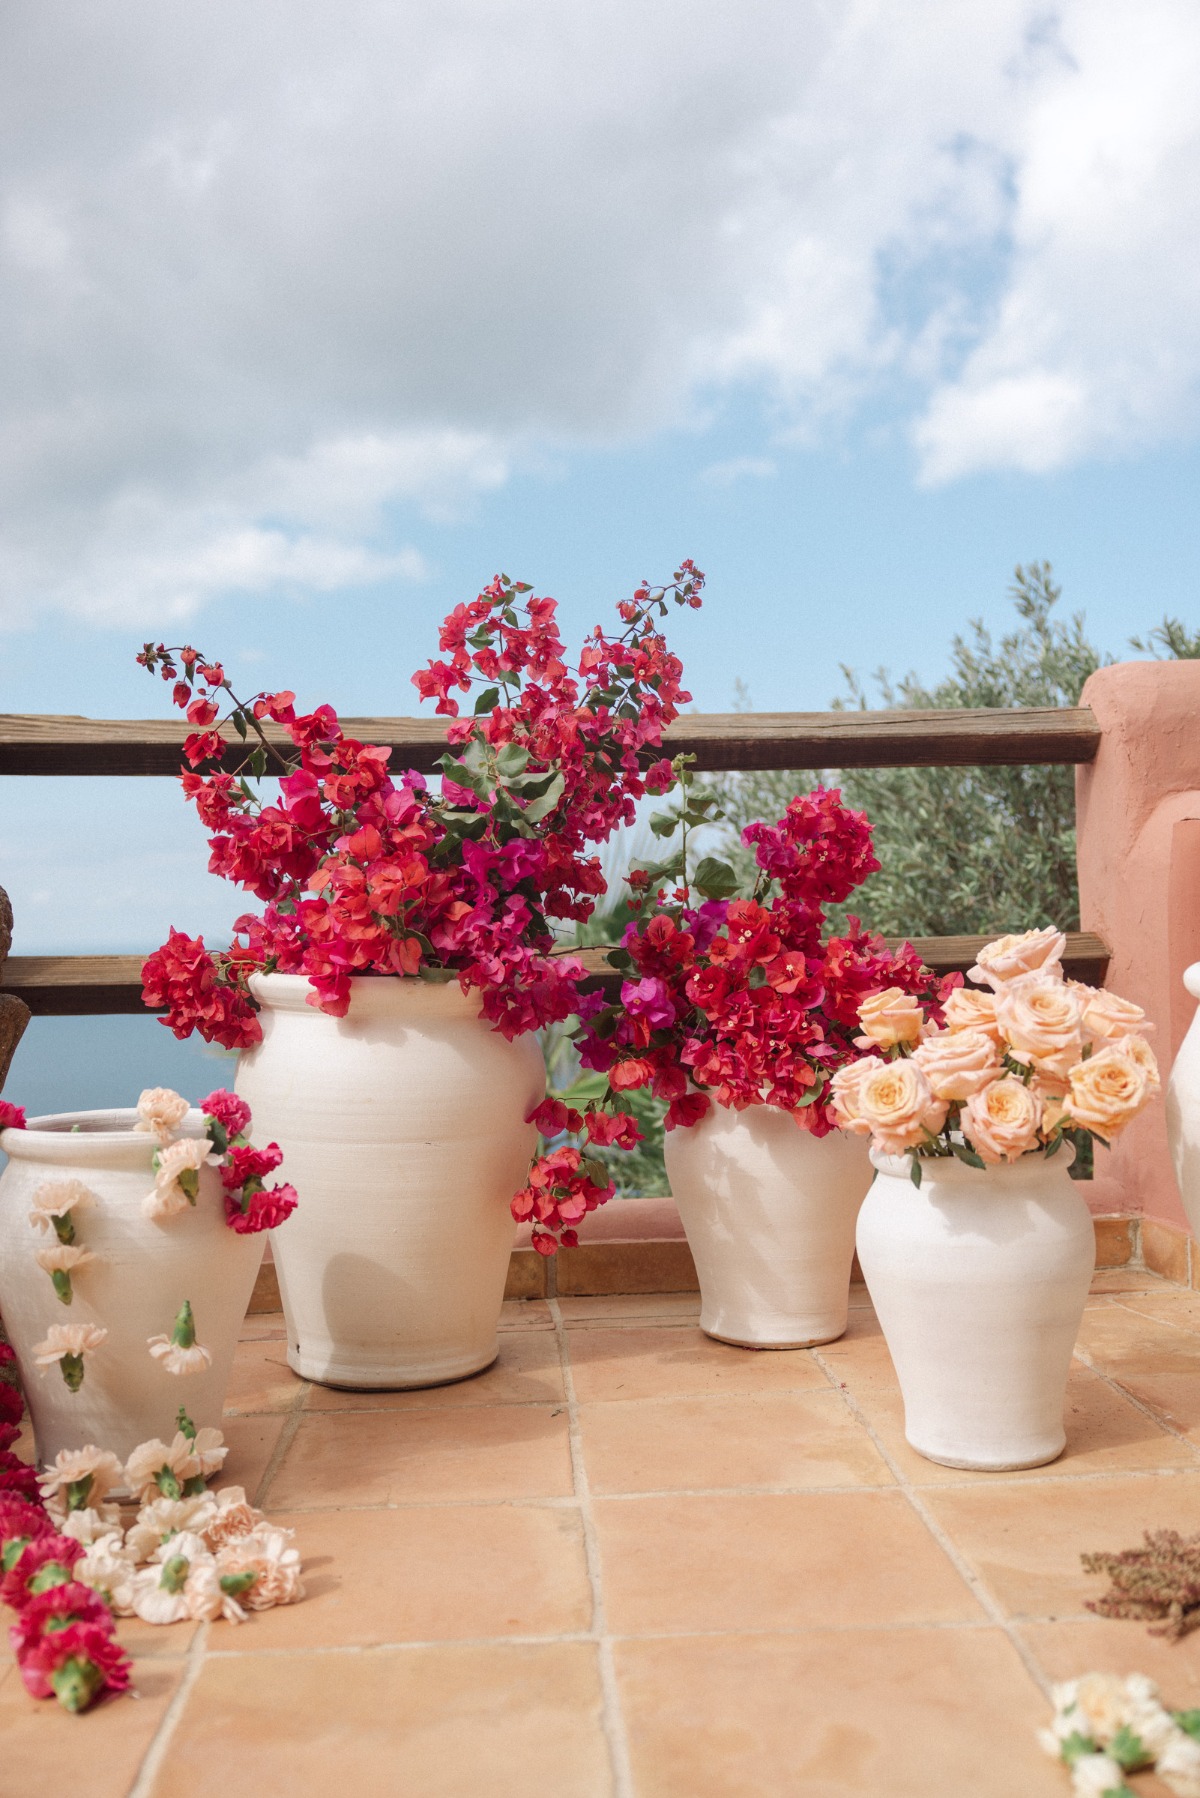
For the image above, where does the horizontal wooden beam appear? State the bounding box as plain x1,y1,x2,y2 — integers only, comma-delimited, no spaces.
0,705,1101,776
2,933,1112,1016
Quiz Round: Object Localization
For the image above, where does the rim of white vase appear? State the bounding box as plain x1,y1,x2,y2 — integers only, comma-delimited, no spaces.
0,1106,208,1164
247,970,484,1019
868,1143,1075,1181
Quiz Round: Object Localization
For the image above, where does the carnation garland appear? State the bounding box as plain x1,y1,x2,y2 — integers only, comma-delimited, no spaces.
828,926,1158,1177
0,1338,304,1715
136,564,704,1251
1040,1672,1200,1795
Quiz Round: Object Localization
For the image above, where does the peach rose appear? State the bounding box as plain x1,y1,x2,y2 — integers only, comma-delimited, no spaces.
994,979,1084,1082
962,1076,1044,1164
1114,1032,1160,1095
1072,985,1150,1044
942,986,1004,1044
856,987,925,1050
828,1059,874,1134
857,1059,946,1155
968,927,1066,991
911,1027,1002,1102
1066,1043,1153,1137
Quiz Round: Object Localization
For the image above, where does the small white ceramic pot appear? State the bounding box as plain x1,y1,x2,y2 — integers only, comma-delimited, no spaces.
856,1148,1094,1470
1167,963,1200,1238
663,1101,873,1347
234,974,544,1389
0,1109,264,1471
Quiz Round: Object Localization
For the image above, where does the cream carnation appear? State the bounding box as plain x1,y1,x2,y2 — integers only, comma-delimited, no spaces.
33,1241,96,1305
1157,1729,1200,1796
828,1059,874,1134
995,979,1084,1082
911,1028,1002,1102
215,1525,304,1610
32,1322,107,1389
144,1137,212,1221
200,1485,266,1551
182,1555,249,1624
856,987,925,1050
124,1493,218,1564
28,1178,95,1232
124,1434,200,1503
77,1541,139,1615
1067,1044,1153,1138
135,1087,190,1143
963,1076,1043,1164
1070,1754,1131,1797
59,1506,123,1546
968,926,1066,990
39,1446,124,1515
148,1337,213,1376
857,1059,946,1155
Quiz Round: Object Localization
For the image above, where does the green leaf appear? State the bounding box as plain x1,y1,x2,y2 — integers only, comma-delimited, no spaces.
249,745,267,778
522,771,566,822
649,811,680,838
495,742,530,778
473,686,501,716
692,856,740,900
949,1140,986,1169
1043,1132,1063,1158
1172,1710,1200,1742
417,965,455,984
232,710,248,740
909,1156,922,1189
605,947,632,970
579,1156,610,1187
1108,1726,1151,1772
792,1077,827,1109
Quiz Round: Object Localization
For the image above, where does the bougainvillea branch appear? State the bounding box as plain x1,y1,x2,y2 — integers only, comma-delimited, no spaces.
138,565,703,1249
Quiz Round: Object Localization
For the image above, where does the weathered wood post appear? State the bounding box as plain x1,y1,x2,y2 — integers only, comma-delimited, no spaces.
0,885,31,1093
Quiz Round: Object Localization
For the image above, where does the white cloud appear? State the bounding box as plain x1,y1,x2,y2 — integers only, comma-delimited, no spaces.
1,0,1198,621
700,457,778,486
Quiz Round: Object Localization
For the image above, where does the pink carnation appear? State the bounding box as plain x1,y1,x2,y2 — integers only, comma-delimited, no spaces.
225,1183,298,1234
200,1089,252,1138
0,1101,26,1131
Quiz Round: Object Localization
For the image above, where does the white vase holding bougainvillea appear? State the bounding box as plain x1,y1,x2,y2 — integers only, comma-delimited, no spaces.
235,973,544,1388
665,1104,872,1347
0,1098,269,1470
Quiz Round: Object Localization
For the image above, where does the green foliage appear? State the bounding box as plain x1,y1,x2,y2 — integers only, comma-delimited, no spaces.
1130,616,1200,659
715,564,1107,936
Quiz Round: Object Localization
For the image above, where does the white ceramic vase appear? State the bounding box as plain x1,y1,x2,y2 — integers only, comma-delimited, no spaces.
0,1109,264,1470
856,1148,1094,1470
1167,963,1200,1239
664,1101,874,1347
234,974,544,1389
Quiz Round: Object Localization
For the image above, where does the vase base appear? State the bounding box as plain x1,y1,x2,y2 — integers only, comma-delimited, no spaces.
702,1323,846,1350
289,1343,500,1391
905,1434,1066,1472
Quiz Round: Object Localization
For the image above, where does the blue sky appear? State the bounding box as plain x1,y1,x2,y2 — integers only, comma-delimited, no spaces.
3,0,1200,1113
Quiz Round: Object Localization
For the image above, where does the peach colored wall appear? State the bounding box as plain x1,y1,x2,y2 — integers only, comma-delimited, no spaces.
1076,660,1200,1227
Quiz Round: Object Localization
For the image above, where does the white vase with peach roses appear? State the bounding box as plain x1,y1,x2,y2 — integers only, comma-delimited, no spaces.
832,928,1159,1471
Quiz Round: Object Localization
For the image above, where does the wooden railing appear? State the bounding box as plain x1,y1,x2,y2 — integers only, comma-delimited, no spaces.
0,706,1111,1014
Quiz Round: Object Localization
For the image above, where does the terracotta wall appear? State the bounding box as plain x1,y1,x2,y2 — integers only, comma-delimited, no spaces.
1075,660,1200,1227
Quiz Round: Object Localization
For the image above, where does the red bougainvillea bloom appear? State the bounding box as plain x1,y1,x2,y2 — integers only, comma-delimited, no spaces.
576,786,959,1136
138,562,705,1250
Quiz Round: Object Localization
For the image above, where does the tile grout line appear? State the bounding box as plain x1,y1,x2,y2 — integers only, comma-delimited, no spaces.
250,1377,312,1510
1070,1345,1200,1457
125,1619,211,1798
810,1345,1054,1701
548,1294,636,1798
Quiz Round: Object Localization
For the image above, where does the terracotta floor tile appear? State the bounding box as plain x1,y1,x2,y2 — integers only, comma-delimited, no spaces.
1119,1289,1200,1332
925,1471,1200,1618
1089,1267,1174,1294
244,1502,591,1647
0,1653,184,1798
152,1642,612,1798
594,1490,981,1632
223,1337,307,1415
265,1404,574,1508
820,1333,1199,1483
303,1329,564,1412
566,1324,828,1403
1018,1617,1200,1702
238,1310,287,1341
221,1413,286,1505
556,1292,701,1326
1076,1305,1200,1435
617,1630,1059,1797
579,1388,894,1494
498,1297,554,1329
